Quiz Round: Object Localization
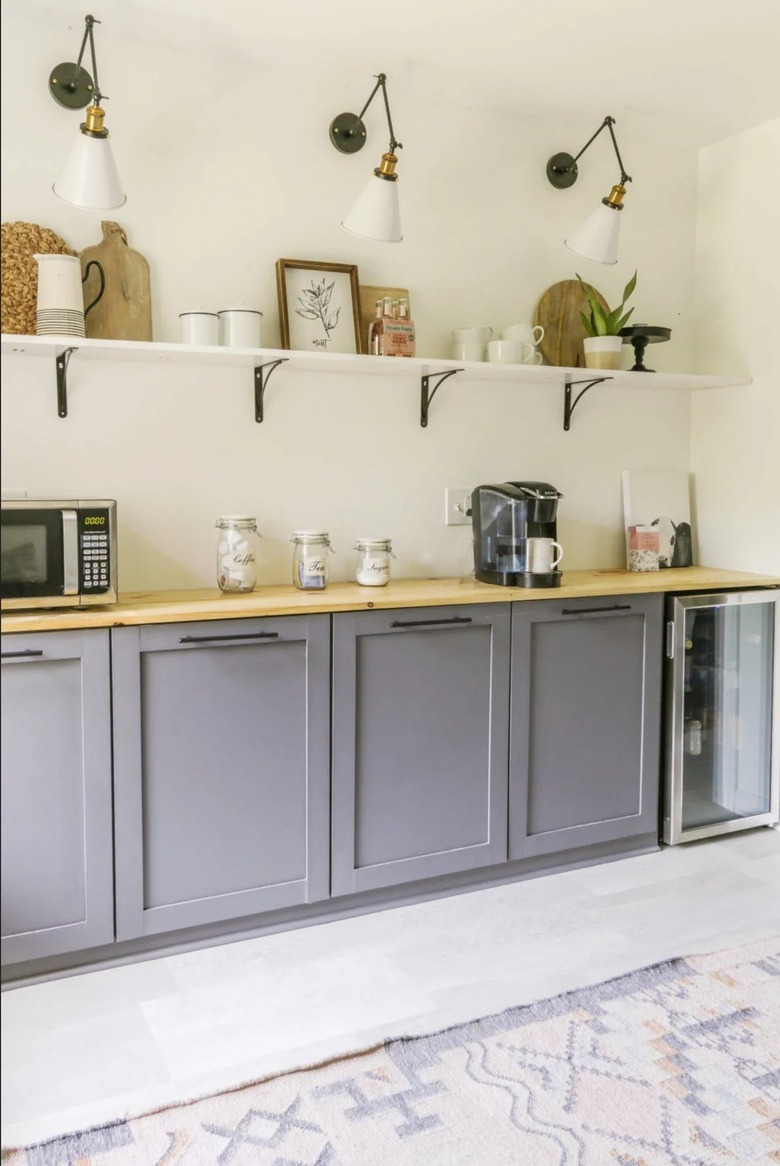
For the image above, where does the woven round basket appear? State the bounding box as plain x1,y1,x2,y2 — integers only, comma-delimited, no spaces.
1,222,76,335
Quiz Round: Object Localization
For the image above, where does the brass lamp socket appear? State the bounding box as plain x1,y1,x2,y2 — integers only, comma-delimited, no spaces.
374,152,399,181
82,103,109,138
603,184,626,209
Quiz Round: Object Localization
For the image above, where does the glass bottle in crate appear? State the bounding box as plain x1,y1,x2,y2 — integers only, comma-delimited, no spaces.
291,531,332,590
367,299,383,355
354,538,394,586
216,516,259,592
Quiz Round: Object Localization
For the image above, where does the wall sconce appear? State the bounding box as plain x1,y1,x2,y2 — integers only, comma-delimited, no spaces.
49,14,126,210
547,116,631,264
329,73,403,242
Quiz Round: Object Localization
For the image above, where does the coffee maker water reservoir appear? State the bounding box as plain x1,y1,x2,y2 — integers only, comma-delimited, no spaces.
471,481,564,588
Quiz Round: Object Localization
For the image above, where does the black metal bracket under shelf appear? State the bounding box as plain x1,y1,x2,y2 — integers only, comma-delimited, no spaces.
420,368,463,427
254,358,289,423
563,373,613,431
54,347,78,418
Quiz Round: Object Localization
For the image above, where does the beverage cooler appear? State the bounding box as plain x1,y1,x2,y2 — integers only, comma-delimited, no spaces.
663,590,779,844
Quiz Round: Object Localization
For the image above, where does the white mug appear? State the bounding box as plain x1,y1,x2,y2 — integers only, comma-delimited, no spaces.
451,339,486,362
520,348,543,366
487,339,533,364
526,537,564,573
502,323,545,347
218,307,263,348
452,325,493,345
180,311,219,346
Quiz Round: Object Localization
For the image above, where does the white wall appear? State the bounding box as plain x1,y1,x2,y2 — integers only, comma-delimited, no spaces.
0,7,724,590
690,119,780,574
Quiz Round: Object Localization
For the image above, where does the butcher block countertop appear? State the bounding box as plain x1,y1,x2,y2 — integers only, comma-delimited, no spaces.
2,567,778,635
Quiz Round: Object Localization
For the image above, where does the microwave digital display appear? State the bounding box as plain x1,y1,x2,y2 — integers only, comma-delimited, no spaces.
0,524,48,584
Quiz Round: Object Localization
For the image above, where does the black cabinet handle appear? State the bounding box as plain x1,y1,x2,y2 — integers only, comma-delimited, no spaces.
1,649,45,659
390,616,473,629
178,632,279,644
560,604,632,616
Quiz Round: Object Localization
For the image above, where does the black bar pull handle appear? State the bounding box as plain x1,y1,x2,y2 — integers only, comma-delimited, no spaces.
179,632,280,644
560,604,632,616
390,616,473,629
2,649,45,659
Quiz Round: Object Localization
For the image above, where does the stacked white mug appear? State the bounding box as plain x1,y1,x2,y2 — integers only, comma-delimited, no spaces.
501,323,545,365
451,325,493,362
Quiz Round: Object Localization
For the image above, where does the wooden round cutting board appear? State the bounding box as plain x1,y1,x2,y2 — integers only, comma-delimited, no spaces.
534,279,609,368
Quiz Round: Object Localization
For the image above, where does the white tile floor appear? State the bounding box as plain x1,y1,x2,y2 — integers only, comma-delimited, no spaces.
2,829,780,1149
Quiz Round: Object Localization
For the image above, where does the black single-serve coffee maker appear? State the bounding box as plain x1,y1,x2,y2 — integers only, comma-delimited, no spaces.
471,481,564,588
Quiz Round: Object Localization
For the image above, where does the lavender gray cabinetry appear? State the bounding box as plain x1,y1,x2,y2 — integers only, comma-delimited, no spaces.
1,630,114,965
509,594,663,859
111,615,330,940
331,604,510,895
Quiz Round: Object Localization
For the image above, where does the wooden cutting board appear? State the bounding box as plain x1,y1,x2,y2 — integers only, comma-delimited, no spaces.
534,279,609,368
80,222,153,341
358,285,410,354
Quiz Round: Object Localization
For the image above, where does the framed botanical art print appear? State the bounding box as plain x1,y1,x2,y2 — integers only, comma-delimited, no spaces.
276,259,362,354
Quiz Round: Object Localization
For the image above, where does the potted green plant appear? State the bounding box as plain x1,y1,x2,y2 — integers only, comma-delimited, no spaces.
577,270,637,370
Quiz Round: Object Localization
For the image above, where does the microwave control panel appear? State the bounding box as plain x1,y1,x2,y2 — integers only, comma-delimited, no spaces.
78,508,112,594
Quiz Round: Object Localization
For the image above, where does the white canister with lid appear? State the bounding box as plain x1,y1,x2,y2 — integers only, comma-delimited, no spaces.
354,538,394,586
291,531,332,590
180,311,219,346
216,516,260,592
218,307,263,348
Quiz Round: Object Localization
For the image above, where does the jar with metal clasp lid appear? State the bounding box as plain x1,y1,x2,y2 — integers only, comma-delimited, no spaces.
354,538,394,586
216,516,260,592
291,531,332,590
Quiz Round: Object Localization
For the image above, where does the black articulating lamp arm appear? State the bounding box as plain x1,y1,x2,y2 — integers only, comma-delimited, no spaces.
329,73,403,156
547,115,631,191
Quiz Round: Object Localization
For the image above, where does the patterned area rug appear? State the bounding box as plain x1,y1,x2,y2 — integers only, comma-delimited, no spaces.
3,936,780,1165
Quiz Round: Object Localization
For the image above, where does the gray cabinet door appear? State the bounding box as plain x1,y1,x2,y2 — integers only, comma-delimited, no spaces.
509,594,663,859
332,604,510,895
1,630,114,965
112,615,330,940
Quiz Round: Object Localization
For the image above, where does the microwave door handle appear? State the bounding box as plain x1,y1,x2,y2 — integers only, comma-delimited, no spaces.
62,510,79,595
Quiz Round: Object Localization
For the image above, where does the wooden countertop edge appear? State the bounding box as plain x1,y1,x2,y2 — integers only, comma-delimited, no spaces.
2,568,778,634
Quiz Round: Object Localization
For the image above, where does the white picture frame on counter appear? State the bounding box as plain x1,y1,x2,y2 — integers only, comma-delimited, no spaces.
276,259,362,354
622,469,695,570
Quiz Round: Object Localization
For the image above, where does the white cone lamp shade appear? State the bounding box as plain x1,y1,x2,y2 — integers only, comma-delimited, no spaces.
564,185,626,265
342,155,402,242
53,111,126,211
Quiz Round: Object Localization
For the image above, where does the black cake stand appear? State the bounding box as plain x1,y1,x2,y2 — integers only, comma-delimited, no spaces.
618,325,671,372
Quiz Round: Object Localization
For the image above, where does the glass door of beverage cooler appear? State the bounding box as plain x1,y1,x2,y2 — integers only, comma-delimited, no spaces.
663,590,779,844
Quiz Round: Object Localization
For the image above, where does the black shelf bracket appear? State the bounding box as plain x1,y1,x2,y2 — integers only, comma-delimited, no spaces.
254,358,288,423
55,347,78,418
420,368,463,427
563,373,612,431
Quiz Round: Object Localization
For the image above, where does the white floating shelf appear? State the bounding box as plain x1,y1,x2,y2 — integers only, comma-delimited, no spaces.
1,333,752,429
1,334,750,391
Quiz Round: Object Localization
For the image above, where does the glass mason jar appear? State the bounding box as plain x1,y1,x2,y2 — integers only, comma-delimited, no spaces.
215,516,259,593
291,531,332,590
354,538,394,586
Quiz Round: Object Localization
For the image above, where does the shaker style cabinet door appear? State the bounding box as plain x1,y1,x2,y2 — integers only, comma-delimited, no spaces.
1,630,114,966
111,615,330,940
509,594,663,860
331,604,510,896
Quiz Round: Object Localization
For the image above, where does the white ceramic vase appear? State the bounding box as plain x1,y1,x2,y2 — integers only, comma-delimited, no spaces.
582,335,623,370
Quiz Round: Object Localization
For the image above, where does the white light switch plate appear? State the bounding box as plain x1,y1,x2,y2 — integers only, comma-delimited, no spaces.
445,487,472,526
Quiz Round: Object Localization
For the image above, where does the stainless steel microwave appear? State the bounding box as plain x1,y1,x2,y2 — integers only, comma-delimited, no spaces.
0,500,118,610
